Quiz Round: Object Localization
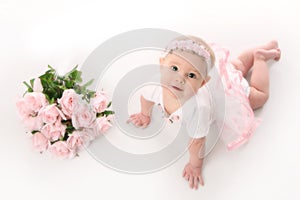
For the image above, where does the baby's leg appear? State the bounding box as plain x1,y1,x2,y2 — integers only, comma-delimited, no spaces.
230,40,279,77
248,48,281,110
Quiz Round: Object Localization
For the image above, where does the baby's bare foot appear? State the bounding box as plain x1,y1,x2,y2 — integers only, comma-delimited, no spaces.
264,40,279,50
254,48,281,61
274,48,281,61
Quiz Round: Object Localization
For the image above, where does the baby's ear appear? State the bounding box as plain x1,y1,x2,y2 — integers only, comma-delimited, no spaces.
159,57,165,65
206,76,211,83
201,76,210,86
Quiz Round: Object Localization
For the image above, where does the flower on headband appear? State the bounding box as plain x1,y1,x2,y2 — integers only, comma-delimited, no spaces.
166,39,212,69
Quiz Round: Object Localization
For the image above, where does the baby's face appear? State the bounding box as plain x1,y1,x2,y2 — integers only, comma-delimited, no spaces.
159,53,207,101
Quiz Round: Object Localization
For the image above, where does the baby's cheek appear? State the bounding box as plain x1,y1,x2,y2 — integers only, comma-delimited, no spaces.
160,76,171,85
184,87,197,98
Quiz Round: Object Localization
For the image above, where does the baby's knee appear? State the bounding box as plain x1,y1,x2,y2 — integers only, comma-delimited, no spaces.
249,87,269,110
230,58,246,76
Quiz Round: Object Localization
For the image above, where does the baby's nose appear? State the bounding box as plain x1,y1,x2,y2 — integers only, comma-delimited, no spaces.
175,74,185,84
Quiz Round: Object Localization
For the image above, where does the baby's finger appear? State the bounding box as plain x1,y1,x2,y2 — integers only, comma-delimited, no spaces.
132,119,140,127
185,174,189,181
198,175,204,186
135,120,144,127
189,176,194,188
141,124,148,129
182,169,186,177
141,122,150,129
136,121,143,127
193,177,199,190
129,114,137,119
126,115,136,123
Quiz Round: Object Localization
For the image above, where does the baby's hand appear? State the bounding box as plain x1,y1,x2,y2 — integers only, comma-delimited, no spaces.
126,113,151,128
182,162,204,190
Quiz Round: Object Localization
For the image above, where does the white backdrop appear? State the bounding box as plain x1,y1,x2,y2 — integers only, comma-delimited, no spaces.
1,0,299,199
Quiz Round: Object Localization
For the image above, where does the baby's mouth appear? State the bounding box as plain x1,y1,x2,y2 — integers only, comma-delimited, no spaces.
171,85,183,91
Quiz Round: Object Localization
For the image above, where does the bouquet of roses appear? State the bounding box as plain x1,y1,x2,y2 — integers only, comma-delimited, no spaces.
16,65,114,159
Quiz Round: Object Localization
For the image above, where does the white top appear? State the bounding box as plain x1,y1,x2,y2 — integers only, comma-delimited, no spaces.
142,84,214,139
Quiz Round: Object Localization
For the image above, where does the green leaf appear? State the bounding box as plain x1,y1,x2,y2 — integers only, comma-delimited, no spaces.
74,71,82,83
105,110,115,115
107,101,112,108
64,65,78,78
97,110,115,117
22,91,28,97
65,80,74,88
73,85,82,94
89,91,96,97
23,81,33,92
85,91,96,101
30,78,35,88
50,139,59,145
58,84,67,90
39,71,54,82
42,66,56,77
49,97,55,104
66,125,75,133
82,79,94,89
31,130,40,134
62,132,69,141
47,65,55,71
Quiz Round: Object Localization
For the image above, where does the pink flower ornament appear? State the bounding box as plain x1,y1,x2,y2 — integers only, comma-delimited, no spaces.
32,132,50,153
58,89,80,118
91,91,109,113
95,117,112,135
16,98,35,119
67,129,93,151
166,39,212,69
41,122,66,142
23,92,48,113
72,103,96,129
23,114,44,131
33,78,43,92
39,104,66,124
49,141,75,159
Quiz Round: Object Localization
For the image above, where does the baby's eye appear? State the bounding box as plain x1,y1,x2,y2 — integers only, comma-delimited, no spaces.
188,73,197,79
171,65,178,71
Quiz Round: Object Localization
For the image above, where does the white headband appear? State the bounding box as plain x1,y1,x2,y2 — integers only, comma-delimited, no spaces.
166,39,212,69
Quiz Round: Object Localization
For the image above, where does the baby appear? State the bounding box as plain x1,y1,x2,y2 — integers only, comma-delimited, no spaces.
127,35,281,189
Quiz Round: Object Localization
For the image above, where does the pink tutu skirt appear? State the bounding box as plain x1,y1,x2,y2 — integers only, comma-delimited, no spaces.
210,43,261,151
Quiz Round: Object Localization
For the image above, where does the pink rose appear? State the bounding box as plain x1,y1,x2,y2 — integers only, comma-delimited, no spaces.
41,121,66,142
23,92,48,112
49,141,75,159
39,104,66,124
67,129,92,150
95,117,112,134
91,91,109,113
82,128,96,141
16,98,35,119
32,132,49,152
23,115,44,131
58,89,80,118
33,78,43,92
72,103,96,129
106,114,114,122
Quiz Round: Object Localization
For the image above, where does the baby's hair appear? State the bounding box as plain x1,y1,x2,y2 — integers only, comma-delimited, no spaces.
166,35,216,72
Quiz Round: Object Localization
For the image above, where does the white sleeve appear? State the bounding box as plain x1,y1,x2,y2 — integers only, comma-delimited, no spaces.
185,105,212,139
141,84,161,104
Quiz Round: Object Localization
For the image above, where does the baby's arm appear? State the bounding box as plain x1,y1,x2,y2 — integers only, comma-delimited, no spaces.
189,137,205,167
127,95,155,128
140,95,155,116
183,137,206,189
